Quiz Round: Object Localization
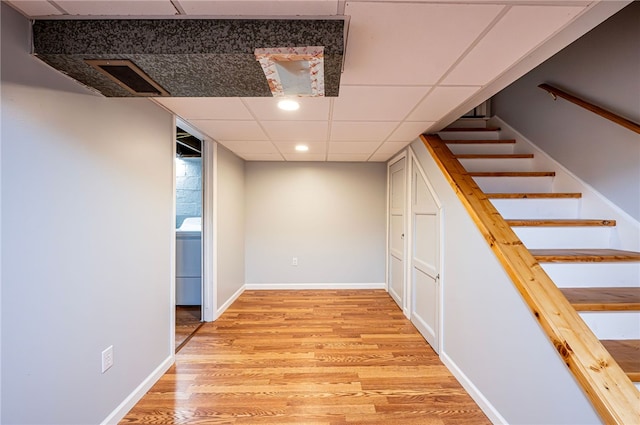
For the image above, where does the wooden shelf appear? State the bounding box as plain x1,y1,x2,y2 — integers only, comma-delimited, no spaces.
531,249,640,262
506,219,616,227
455,153,534,159
561,287,640,311
601,340,640,381
470,171,555,177
486,192,582,199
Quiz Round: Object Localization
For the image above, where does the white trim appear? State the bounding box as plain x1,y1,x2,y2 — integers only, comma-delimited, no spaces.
214,284,245,320
170,119,177,353
245,282,386,290
440,351,508,425
201,139,216,322
212,143,219,318
100,354,174,425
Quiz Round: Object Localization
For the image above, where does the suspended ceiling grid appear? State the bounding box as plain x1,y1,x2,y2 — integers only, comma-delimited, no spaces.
7,0,627,162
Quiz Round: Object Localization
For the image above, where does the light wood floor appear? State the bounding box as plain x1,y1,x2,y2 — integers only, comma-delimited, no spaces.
121,290,491,424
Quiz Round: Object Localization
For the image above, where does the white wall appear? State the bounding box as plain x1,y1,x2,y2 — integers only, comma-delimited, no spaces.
245,162,386,287
492,1,640,221
1,4,175,424
409,142,601,424
215,145,246,310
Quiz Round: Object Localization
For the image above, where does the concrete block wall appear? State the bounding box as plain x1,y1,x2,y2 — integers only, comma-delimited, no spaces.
176,157,202,228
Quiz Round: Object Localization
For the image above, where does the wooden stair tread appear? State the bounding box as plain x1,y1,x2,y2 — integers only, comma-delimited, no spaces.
506,219,616,227
531,249,640,262
486,192,582,199
469,171,555,177
440,127,500,133
560,287,640,311
441,127,501,132
444,139,515,144
600,340,640,381
455,154,534,159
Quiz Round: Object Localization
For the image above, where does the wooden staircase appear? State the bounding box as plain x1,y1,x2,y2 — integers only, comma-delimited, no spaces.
426,123,640,423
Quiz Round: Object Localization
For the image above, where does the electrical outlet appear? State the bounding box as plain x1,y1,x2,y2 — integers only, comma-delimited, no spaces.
292,257,298,266
101,345,114,373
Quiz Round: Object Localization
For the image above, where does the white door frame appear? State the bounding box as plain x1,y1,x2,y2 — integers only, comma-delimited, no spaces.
175,119,216,322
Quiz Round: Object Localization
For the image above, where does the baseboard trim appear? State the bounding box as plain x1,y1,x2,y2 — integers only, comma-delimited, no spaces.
101,354,174,425
214,284,246,320
440,351,507,425
245,282,386,290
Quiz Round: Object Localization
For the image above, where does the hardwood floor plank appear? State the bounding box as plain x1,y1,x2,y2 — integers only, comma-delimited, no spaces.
121,290,490,424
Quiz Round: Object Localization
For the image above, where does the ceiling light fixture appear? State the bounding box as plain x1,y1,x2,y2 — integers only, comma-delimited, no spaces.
278,99,300,111
295,144,309,152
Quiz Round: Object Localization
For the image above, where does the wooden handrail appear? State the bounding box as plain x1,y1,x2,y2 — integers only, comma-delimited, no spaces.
538,83,640,134
420,134,640,425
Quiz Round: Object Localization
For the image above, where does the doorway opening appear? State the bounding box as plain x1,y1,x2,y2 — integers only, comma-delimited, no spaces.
175,127,204,351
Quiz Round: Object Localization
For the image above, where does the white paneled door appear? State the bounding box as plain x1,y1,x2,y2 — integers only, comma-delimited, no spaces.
388,156,406,312
410,158,440,352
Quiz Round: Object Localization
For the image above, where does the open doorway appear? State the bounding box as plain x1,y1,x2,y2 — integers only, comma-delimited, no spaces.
175,127,203,351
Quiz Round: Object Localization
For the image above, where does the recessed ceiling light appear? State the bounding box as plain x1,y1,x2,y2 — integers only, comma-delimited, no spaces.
295,144,309,152
278,99,300,111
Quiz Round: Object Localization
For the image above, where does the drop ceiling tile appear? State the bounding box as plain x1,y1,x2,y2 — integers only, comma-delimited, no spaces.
177,0,338,16
240,153,285,161
273,141,327,154
387,122,434,142
328,141,380,154
156,98,253,120
332,86,430,121
262,121,328,142
282,153,327,161
7,1,63,16
328,153,372,162
369,152,395,162
443,5,586,86
341,2,503,85
217,140,279,154
189,120,267,141
374,142,410,155
243,97,331,121
330,121,397,142
407,87,479,122
55,0,178,15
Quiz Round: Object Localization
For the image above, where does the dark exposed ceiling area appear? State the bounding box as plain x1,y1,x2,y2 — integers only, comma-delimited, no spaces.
177,127,202,157
32,18,345,97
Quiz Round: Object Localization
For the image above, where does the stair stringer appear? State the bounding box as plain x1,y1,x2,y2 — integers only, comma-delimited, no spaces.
490,116,640,250
408,141,601,425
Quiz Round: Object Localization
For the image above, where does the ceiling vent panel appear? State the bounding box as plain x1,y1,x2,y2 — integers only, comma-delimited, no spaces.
85,59,169,96
31,19,345,98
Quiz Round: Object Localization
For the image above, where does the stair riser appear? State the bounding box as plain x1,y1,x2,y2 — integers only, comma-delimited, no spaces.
579,311,640,340
439,131,500,141
514,227,613,249
541,263,640,288
474,176,553,193
491,199,580,219
447,144,515,155
458,158,534,172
